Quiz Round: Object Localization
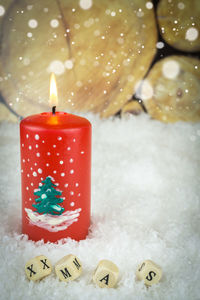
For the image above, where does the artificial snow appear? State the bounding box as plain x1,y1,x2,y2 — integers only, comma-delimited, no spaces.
0,114,200,300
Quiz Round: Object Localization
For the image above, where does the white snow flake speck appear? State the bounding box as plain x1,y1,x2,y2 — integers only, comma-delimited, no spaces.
38,168,42,174
48,60,65,76
0,5,5,16
111,11,116,16
146,2,153,9
26,134,29,139
28,19,38,28
177,2,185,9
67,147,71,151
70,202,75,207
35,134,39,140
50,19,59,28
162,60,180,79
29,146,32,150
69,158,74,163
70,169,74,174
57,136,62,141
65,60,74,69
156,41,164,49
60,161,64,164
61,173,65,177
79,0,92,10
27,32,33,38
36,152,40,157
33,172,37,177
185,28,199,41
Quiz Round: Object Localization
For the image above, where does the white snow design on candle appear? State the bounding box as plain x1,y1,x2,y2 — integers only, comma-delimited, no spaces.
22,131,86,233
25,208,81,232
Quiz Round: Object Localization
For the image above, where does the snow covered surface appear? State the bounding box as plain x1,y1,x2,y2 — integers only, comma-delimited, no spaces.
0,114,200,300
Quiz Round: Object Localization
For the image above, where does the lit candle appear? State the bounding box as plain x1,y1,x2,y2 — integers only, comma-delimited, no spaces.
20,74,91,243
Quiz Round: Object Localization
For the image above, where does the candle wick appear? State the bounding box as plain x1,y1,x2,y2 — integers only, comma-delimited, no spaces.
52,106,56,115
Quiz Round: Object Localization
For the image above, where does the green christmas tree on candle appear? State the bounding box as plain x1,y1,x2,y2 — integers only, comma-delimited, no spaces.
32,176,65,215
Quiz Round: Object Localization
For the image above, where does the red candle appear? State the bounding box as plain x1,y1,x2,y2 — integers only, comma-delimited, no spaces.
20,75,91,243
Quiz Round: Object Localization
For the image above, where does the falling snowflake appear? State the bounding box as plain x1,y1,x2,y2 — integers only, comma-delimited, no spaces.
156,42,164,49
146,2,153,9
177,2,185,9
28,19,38,28
65,60,74,70
135,80,154,101
50,19,59,28
185,28,199,41
48,60,65,75
0,5,5,17
79,0,93,10
162,60,180,79
27,32,33,38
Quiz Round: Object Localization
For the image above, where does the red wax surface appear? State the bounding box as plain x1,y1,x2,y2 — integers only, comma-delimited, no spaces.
20,112,91,243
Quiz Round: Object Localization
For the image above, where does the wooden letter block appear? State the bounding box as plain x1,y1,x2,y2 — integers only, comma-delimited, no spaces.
136,260,162,286
93,259,119,288
25,255,52,281
55,254,82,283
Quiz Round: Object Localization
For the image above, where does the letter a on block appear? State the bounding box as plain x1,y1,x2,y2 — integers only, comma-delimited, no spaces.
100,274,109,285
93,260,119,288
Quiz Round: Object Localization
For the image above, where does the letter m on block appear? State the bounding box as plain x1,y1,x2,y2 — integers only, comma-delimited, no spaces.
73,258,81,270
60,268,72,279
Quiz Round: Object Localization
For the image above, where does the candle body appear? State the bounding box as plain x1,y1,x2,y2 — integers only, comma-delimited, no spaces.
20,112,91,243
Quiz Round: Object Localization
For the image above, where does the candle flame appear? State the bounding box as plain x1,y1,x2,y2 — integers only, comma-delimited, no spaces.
49,73,58,107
